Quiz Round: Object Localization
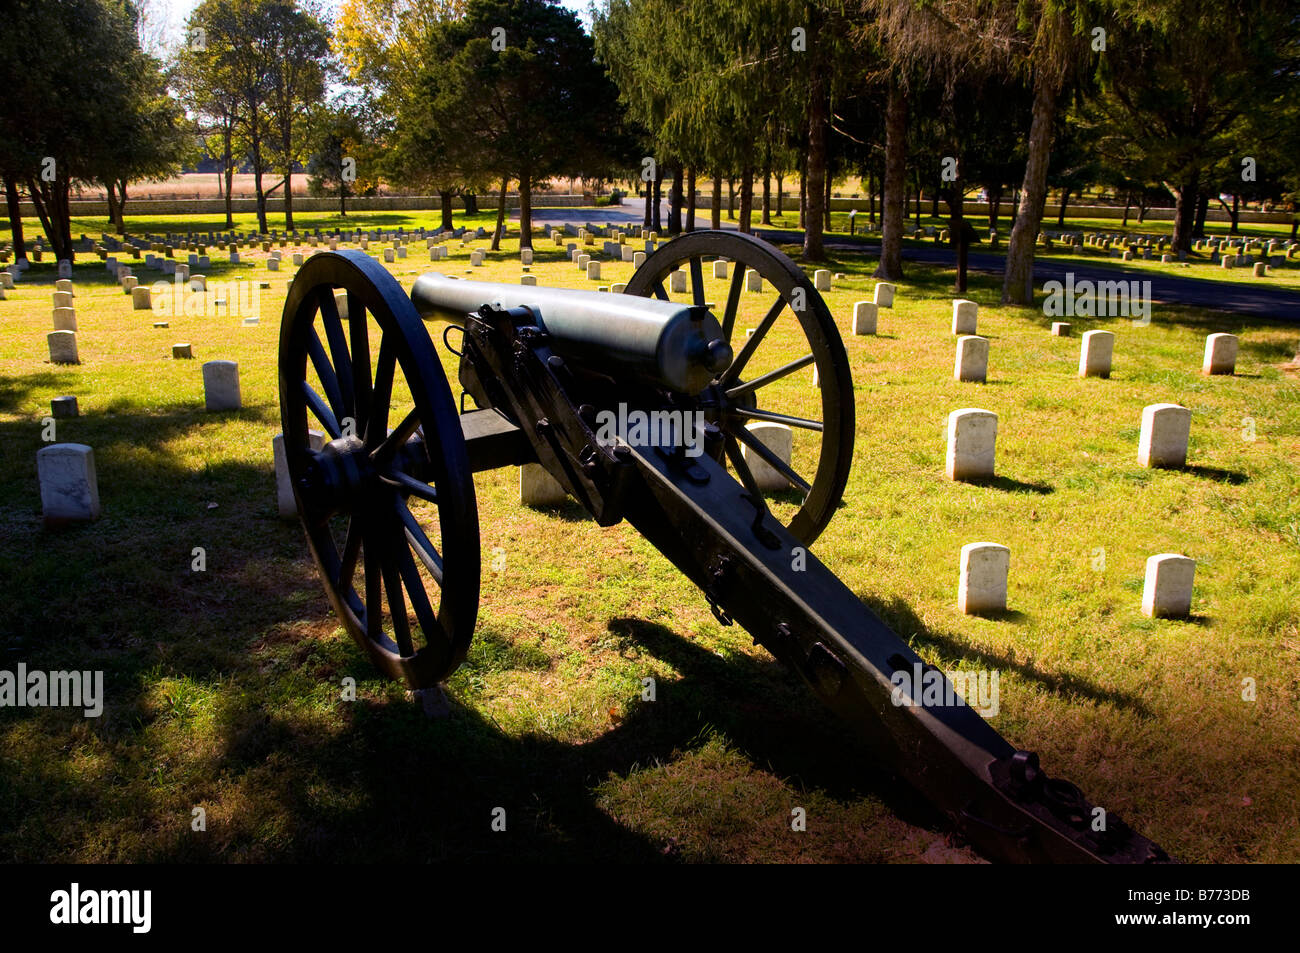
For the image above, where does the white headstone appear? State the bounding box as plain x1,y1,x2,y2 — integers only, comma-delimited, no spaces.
1142,553,1195,619
713,259,728,279
587,260,601,280
954,335,988,383
48,330,79,364
272,430,327,518
38,443,100,526
520,274,538,286
873,282,895,308
52,290,73,310
1202,333,1237,375
851,301,877,335
1078,330,1114,378
471,250,484,266
958,542,1009,614
521,248,533,265
1138,403,1190,468
813,269,831,291
52,307,77,332
173,342,194,360
55,278,74,296
946,408,996,481
740,423,793,491
203,360,241,411
633,251,646,268
520,463,567,505
1051,322,1070,337
670,269,687,293
952,299,978,335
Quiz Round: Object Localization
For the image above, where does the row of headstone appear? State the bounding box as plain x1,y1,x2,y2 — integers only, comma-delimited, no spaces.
958,543,1195,618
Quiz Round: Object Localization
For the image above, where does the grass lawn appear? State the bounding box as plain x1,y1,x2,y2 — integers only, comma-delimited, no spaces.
1,213,1297,862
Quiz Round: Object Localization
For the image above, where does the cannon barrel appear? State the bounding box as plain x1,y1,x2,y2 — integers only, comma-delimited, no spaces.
410,272,732,395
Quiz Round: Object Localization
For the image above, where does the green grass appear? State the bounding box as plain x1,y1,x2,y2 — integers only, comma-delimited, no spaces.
1,213,1297,863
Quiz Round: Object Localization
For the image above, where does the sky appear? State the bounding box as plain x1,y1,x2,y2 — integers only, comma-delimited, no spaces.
150,0,596,50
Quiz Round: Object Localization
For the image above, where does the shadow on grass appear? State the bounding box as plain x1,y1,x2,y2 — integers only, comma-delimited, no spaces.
967,475,1054,495
1183,465,1248,485
859,594,1153,719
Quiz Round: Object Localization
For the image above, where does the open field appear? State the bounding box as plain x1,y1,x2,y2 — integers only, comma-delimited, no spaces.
1,214,1298,862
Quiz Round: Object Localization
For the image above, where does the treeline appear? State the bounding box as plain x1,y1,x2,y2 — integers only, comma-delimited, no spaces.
2,0,1297,304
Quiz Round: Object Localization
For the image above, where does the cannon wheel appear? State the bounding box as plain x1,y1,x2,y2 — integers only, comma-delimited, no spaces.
623,230,854,546
279,251,479,689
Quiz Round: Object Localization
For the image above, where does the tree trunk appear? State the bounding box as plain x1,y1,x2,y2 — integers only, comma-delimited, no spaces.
223,126,235,228
727,177,735,220
491,175,508,250
867,170,875,227
798,163,806,227
643,179,652,228
27,175,74,261
931,190,940,217
1193,191,1209,238
711,171,722,229
804,61,828,261
651,175,662,232
914,171,922,225
776,171,784,215
464,192,478,215
4,176,27,263
1172,169,1199,252
988,184,1002,229
948,178,967,293
876,77,907,280
103,181,119,234
284,171,294,231
439,190,454,231
252,135,268,235
1057,187,1069,227
761,165,771,225
1122,191,1131,227
1002,74,1058,305
1229,193,1239,233
739,164,754,235
669,166,683,235
1137,193,1147,224
519,173,533,250
685,167,696,232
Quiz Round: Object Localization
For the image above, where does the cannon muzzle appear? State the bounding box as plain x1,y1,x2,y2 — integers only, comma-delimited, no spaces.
410,272,731,395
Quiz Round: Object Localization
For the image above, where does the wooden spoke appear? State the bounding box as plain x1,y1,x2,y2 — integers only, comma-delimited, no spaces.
347,292,372,429
689,256,705,308
397,499,444,586
724,354,815,399
723,433,764,502
718,295,786,387
301,380,341,438
730,406,823,432
721,266,746,342
373,407,421,466
383,468,439,505
650,279,669,301
318,288,355,416
338,516,363,590
306,326,346,421
731,423,813,493
367,337,395,447
380,539,414,657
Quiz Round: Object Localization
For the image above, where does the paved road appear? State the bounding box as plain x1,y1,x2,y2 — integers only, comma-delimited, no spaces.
522,199,1300,322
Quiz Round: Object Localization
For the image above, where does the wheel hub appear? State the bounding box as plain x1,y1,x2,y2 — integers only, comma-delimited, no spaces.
298,435,376,515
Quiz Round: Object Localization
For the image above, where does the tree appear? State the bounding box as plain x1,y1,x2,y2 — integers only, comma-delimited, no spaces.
420,0,624,250
0,0,177,260
307,96,380,215
1085,0,1299,253
263,0,331,231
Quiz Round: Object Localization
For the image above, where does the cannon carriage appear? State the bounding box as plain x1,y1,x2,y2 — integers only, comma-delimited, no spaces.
278,229,1171,863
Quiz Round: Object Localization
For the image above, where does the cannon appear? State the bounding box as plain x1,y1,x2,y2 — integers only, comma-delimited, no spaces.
278,230,1171,864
